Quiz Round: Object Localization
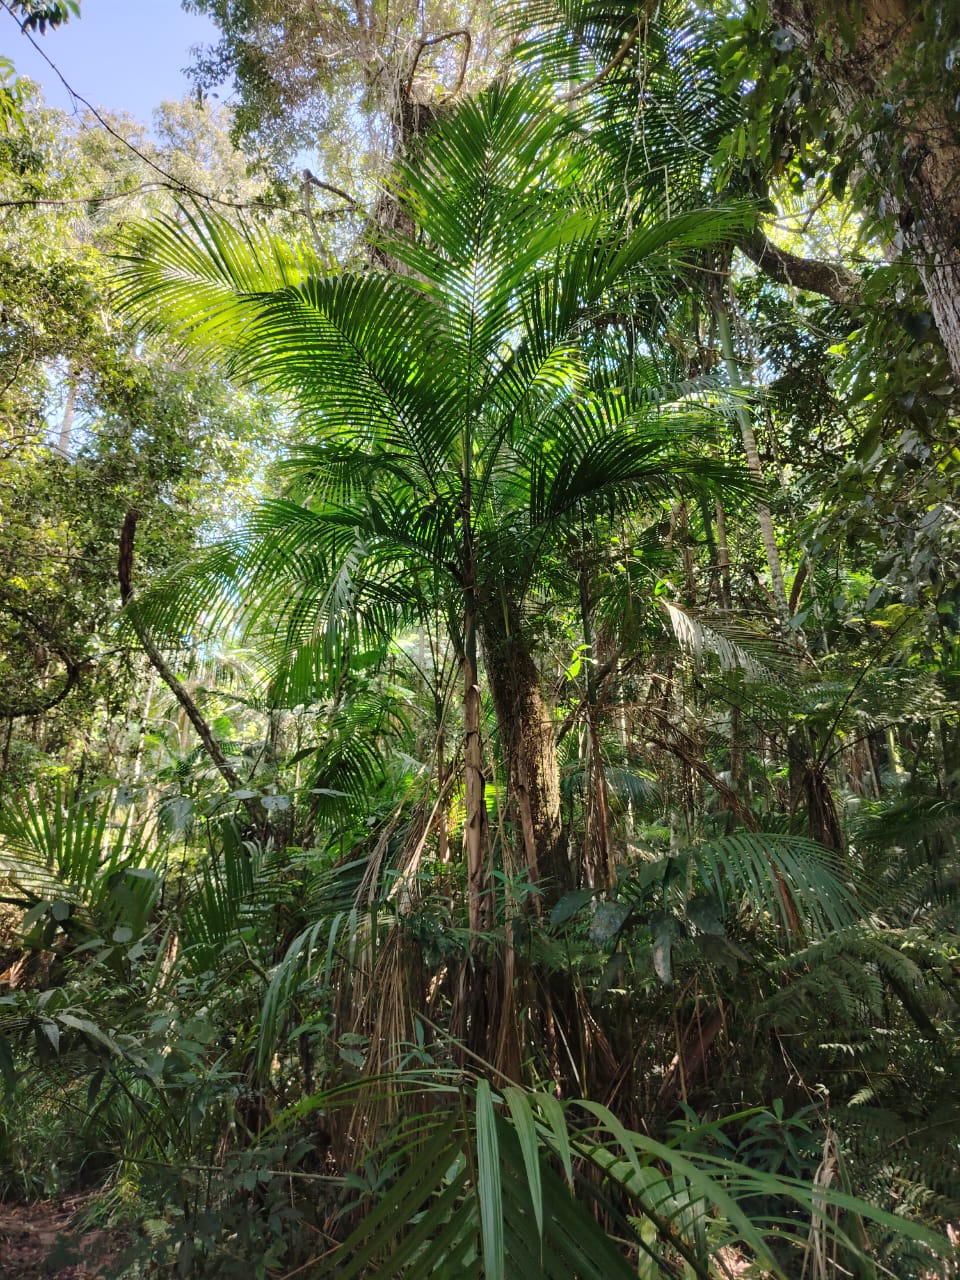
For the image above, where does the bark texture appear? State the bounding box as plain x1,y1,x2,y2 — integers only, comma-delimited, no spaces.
481,619,571,897
737,229,863,305
771,0,960,382
462,601,493,939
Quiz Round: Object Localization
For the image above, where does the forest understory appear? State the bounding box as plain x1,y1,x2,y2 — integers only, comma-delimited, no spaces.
1,0,959,1276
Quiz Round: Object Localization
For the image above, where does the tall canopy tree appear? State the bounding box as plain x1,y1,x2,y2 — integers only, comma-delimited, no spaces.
0,88,280,787
185,0,498,187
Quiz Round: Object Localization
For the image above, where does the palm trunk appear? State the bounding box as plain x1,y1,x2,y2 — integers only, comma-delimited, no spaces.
714,499,732,608
481,610,570,898
579,560,612,888
463,593,492,938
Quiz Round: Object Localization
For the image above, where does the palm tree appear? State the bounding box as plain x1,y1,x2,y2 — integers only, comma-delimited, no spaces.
120,78,750,934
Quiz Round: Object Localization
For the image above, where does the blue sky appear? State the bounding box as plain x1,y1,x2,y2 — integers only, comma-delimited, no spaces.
4,0,223,122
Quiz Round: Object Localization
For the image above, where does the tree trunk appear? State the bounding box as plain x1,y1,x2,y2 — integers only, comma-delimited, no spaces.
481,613,571,898
56,377,77,457
579,560,613,888
118,510,254,815
771,0,960,383
463,595,492,938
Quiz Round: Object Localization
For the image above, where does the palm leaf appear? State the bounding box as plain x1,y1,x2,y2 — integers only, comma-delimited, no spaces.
0,783,162,945
664,601,791,685
306,1075,951,1277
695,832,867,938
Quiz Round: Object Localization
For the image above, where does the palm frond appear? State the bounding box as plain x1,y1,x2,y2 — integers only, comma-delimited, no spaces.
695,832,866,938
664,602,791,685
0,783,162,946
303,1075,951,1277
116,205,317,354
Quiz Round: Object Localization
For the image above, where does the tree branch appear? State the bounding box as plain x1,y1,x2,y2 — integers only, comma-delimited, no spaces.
558,23,640,103
0,600,82,719
0,661,79,719
404,29,472,103
118,509,249,802
738,229,863,305
301,171,360,209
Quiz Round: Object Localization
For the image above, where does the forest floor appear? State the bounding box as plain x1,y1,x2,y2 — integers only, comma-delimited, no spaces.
0,1196,121,1278
1,1198,950,1278
0,1194,758,1278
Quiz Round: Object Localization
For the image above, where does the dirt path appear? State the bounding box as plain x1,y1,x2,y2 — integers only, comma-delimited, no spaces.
0,1197,120,1279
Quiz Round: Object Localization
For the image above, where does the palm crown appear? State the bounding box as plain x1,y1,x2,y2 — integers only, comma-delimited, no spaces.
120,77,752,905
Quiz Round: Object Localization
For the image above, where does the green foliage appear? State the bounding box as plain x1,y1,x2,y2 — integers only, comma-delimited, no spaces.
117,78,757,750
302,1075,949,1278
0,4,957,1277
7,1,78,34
0,781,163,954
0,56,26,132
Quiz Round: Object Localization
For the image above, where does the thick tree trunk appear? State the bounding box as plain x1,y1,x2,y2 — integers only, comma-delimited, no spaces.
480,615,571,898
771,0,960,383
